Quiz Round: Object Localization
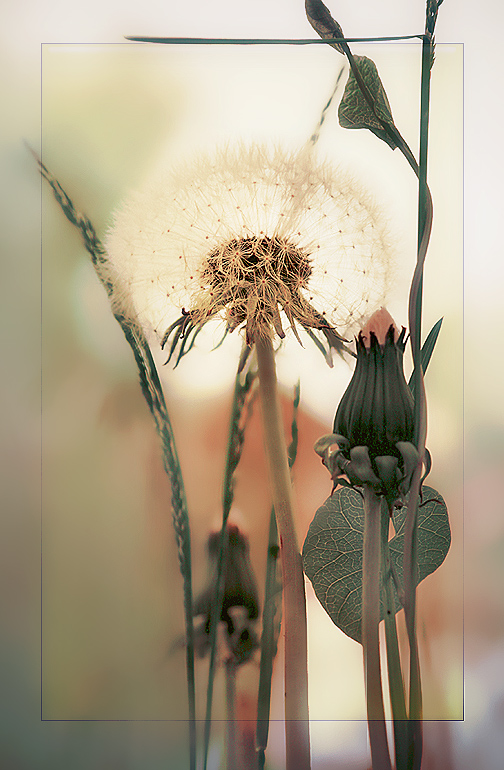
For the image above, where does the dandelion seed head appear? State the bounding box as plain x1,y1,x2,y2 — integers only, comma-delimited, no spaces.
103,144,394,347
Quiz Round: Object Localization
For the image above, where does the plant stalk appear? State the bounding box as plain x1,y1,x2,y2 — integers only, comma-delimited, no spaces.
225,658,241,770
256,506,282,770
202,369,256,770
402,14,439,764
362,487,392,770
381,508,408,770
34,156,198,770
255,336,311,770
401,465,424,769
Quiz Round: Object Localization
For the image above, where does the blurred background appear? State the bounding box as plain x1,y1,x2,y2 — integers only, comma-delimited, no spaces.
1,1,502,768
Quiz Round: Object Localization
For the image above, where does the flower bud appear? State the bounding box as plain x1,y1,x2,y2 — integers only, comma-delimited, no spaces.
326,308,418,503
193,524,259,663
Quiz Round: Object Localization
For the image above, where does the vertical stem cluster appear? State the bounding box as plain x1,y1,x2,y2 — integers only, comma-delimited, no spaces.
255,336,311,770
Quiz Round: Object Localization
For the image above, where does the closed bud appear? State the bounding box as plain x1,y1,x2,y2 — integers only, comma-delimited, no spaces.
193,524,259,663
325,308,418,503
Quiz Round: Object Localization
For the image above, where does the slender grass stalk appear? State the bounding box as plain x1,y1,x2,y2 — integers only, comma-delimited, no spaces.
125,328,198,770
381,508,408,770
362,487,392,770
34,153,198,768
309,64,345,145
126,35,424,45
255,336,311,770
225,658,241,770
202,368,257,770
202,526,229,770
256,506,281,770
403,11,440,764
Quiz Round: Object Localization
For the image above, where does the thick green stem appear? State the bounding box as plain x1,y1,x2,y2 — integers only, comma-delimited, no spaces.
402,465,424,770
381,509,408,770
362,487,392,770
255,336,311,770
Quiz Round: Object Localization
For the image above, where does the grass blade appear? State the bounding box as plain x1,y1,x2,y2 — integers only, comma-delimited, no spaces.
36,155,197,770
202,364,258,770
408,317,443,399
256,508,281,770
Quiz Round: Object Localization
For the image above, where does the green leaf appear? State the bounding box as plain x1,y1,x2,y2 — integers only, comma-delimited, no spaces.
408,317,443,395
304,0,346,54
302,485,450,643
338,55,399,150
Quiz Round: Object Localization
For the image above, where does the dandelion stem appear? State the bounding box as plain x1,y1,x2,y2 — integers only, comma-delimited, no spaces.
362,486,392,770
381,507,408,770
256,384,298,768
255,336,311,770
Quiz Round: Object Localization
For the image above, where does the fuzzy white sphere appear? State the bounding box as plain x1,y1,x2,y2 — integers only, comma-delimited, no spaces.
103,144,394,347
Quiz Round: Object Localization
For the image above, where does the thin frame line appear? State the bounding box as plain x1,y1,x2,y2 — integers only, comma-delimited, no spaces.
40,40,44,724
124,35,423,45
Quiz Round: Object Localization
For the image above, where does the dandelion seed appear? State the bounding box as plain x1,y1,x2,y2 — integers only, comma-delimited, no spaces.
103,144,394,356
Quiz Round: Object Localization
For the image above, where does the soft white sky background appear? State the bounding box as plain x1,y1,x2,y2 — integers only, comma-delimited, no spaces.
1,1,504,768
2,0,502,414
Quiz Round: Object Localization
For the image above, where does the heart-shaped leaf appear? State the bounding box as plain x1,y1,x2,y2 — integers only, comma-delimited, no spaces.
302,485,450,643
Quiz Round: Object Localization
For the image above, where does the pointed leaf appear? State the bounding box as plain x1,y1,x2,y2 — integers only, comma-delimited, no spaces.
408,317,443,396
302,485,450,643
305,0,345,54
338,55,399,150
388,486,451,599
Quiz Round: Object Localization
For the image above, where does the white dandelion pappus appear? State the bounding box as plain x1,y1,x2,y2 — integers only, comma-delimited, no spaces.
103,144,394,359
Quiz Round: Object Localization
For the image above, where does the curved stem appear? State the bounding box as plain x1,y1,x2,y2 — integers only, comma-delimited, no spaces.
403,15,439,765
402,22,438,767
255,336,311,770
362,487,392,770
